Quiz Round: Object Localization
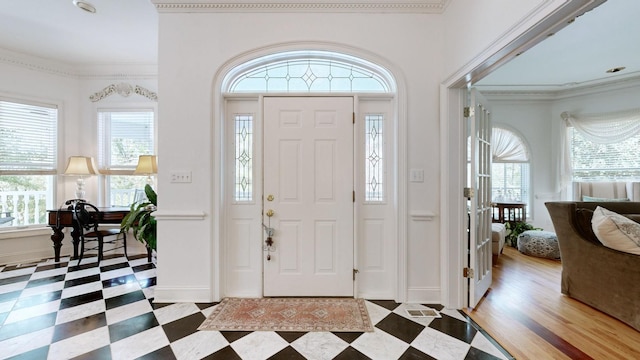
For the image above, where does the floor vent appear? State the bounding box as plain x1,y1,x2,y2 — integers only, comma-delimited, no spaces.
406,308,441,318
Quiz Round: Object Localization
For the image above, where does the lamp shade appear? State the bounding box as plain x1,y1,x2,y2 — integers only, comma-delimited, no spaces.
134,155,158,175
64,156,98,176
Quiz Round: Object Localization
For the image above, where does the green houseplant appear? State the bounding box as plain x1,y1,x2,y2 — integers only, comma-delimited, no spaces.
121,184,157,253
504,221,541,247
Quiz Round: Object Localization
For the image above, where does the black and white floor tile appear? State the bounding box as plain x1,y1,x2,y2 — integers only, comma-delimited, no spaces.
0,254,513,360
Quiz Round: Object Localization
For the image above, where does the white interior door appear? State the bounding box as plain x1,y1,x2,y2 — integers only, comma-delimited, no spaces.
467,88,492,308
263,96,354,297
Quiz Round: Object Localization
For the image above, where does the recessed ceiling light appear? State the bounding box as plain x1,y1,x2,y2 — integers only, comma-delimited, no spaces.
73,0,96,14
606,66,626,73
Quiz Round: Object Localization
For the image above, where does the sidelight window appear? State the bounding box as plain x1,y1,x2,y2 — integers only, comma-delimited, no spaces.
365,114,384,202
234,115,254,202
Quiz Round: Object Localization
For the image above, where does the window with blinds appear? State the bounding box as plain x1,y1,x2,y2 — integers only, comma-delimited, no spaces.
98,110,155,206
0,99,57,174
569,127,640,180
98,110,155,170
0,98,58,227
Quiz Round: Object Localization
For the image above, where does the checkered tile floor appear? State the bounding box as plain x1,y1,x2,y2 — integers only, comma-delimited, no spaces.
0,254,512,360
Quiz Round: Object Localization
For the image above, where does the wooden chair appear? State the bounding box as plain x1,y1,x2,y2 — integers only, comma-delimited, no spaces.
70,200,127,265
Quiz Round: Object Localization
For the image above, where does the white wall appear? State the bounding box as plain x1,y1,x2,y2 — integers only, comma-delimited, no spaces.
153,1,561,303
154,11,447,302
484,98,555,230
0,55,156,265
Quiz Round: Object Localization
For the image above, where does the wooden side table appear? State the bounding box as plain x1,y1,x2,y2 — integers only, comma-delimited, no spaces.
492,202,526,223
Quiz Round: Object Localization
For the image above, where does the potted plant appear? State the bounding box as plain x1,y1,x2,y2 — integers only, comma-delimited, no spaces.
504,221,541,247
121,184,157,262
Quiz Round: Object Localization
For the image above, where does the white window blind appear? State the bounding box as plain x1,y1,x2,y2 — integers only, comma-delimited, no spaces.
0,99,58,174
568,127,640,180
98,110,154,171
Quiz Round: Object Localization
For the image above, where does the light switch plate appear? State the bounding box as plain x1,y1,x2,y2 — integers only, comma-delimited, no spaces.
170,171,192,183
410,169,424,182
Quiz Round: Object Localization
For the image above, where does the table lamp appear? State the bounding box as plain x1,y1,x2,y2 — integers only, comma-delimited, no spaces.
64,156,98,199
134,155,158,186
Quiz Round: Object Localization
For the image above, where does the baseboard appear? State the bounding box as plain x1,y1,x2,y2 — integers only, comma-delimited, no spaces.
153,286,213,303
407,286,441,303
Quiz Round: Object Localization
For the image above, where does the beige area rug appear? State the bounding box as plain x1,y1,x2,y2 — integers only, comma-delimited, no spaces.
198,297,374,332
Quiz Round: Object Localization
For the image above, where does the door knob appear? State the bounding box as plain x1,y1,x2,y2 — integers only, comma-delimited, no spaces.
266,209,274,217
267,194,274,201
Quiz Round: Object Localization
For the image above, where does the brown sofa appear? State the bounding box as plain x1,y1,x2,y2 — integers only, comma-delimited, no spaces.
545,201,640,331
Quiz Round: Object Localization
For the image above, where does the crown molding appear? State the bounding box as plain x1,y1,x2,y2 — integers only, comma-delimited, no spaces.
0,48,157,80
151,1,449,13
478,74,640,102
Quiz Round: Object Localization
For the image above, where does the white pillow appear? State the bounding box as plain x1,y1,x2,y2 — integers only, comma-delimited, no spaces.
591,206,640,255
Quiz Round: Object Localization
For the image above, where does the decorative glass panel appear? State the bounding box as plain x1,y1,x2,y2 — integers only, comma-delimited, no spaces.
227,51,392,93
365,114,384,202
235,115,253,201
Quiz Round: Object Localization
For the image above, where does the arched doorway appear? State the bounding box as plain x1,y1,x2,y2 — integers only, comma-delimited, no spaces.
213,48,405,300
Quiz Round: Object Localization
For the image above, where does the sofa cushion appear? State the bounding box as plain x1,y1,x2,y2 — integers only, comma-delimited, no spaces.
591,206,640,255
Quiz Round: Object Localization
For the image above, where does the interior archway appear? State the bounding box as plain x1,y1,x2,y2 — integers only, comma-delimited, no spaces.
211,44,409,301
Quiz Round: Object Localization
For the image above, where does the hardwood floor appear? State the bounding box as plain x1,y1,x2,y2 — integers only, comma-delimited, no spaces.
464,246,640,360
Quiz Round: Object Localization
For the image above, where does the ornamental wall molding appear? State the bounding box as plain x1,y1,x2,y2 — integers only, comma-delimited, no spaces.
90,83,158,102
152,1,449,13
0,49,157,79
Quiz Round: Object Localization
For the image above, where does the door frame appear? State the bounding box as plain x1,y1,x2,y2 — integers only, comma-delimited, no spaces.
440,0,606,309
217,91,401,301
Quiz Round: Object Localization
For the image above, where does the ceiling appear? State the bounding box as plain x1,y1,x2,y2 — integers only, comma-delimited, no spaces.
0,0,158,65
476,0,640,91
0,0,637,90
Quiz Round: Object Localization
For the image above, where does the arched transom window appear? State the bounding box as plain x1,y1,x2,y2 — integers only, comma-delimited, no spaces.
223,50,394,93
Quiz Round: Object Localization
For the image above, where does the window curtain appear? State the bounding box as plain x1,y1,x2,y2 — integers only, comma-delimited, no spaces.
466,127,530,162
561,108,640,144
492,127,529,162
560,108,640,194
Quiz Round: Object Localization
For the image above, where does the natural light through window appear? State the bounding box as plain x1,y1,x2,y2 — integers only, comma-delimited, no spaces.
0,99,57,228
235,115,253,202
365,114,384,202
491,127,530,211
569,127,640,180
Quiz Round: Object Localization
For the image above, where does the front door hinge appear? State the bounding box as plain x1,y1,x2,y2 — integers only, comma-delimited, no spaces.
463,267,474,279
353,191,355,202
353,112,355,124
464,187,475,198
464,106,474,117
353,268,359,281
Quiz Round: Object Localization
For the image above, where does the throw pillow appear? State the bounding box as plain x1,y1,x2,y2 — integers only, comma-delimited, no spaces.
582,195,630,202
591,206,640,255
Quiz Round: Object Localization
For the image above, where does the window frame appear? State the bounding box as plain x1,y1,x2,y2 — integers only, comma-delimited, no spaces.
490,126,532,218
0,94,62,229
96,104,157,207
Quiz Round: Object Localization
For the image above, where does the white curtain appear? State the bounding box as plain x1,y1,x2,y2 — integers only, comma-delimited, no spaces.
492,127,529,162
561,108,640,144
560,108,640,197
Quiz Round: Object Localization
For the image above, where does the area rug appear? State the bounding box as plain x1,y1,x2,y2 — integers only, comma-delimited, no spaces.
198,297,374,332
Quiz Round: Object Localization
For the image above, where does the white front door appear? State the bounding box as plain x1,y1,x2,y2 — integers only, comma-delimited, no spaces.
466,88,493,308
263,96,354,297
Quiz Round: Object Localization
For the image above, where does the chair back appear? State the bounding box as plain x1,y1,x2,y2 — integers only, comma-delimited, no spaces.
69,200,100,232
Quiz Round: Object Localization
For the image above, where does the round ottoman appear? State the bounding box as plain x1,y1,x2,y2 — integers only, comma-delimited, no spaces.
517,230,560,259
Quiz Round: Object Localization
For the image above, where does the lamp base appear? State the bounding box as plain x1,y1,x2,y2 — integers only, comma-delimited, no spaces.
75,177,86,200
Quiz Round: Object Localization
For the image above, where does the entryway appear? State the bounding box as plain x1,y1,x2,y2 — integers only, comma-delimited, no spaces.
220,49,399,301
262,96,354,296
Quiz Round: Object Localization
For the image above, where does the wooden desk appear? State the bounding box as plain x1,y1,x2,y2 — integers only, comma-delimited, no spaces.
492,202,526,223
47,207,129,263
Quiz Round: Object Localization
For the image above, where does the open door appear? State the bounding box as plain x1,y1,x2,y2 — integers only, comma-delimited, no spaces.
466,88,492,308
